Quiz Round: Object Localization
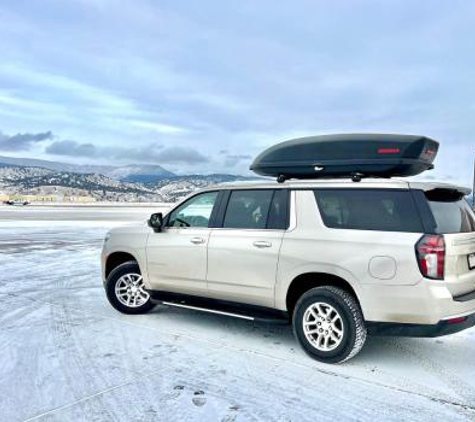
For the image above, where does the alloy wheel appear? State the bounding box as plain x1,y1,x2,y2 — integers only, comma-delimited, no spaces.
302,302,344,352
114,273,150,308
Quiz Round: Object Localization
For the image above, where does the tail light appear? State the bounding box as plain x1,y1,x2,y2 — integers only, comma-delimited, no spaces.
416,235,445,280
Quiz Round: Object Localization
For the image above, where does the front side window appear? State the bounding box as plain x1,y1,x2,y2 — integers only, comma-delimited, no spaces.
223,190,274,229
314,189,424,233
167,191,218,228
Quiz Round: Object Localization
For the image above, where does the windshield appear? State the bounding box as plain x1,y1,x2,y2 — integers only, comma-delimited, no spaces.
425,191,475,234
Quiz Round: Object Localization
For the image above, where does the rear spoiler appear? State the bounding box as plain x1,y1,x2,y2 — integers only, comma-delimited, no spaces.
409,182,471,197
424,187,471,201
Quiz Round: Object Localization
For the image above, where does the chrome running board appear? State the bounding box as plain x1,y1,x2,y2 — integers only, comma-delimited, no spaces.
147,290,289,325
161,301,255,321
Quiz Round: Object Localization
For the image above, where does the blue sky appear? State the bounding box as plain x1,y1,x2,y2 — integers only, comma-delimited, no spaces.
0,0,474,183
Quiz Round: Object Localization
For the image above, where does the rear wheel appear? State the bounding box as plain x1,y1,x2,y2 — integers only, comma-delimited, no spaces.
105,261,155,314
293,286,366,363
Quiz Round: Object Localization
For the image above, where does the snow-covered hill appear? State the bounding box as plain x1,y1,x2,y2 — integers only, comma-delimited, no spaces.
0,156,174,181
0,164,257,202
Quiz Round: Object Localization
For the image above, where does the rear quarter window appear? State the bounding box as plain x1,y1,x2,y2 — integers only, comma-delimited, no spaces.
314,189,424,233
424,189,475,234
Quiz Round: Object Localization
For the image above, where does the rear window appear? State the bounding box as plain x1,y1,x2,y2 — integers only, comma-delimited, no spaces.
223,190,273,229
222,189,289,230
314,189,424,233
424,190,475,234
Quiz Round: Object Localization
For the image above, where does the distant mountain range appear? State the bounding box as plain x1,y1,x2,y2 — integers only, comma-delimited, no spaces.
0,156,257,202
0,155,174,182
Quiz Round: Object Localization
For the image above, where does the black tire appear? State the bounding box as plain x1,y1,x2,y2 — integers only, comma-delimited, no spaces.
105,261,155,315
292,286,366,364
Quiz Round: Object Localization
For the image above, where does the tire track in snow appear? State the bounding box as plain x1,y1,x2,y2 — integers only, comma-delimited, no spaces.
7,291,475,418
49,304,117,422
380,337,475,408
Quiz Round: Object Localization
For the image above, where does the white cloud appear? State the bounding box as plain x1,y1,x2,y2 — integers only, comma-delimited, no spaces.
0,64,136,112
128,119,189,135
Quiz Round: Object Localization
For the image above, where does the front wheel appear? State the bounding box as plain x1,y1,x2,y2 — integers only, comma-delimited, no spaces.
293,286,367,364
105,261,155,315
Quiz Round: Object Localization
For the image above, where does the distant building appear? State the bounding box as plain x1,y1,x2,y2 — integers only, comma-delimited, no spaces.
66,196,96,203
1,194,95,203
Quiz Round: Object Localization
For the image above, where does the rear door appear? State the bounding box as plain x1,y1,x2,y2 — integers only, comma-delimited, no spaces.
206,189,289,307
419,188,475,297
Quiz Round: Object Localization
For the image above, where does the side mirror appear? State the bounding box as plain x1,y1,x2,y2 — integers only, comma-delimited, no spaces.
148,212,164,232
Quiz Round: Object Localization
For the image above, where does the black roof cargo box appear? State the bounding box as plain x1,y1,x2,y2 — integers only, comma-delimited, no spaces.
250,133,439,182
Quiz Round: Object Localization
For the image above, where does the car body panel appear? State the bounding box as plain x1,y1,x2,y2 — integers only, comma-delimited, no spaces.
101,224,151,288
274,190,423,311
207,228,284,307
444,232,475,297
146,227,211,295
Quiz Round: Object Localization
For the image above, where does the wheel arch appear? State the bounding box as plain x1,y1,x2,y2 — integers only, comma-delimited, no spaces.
285,272,363,318
105,251,139,279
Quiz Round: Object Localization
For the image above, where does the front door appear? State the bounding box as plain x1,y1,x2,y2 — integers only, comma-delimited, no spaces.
146,191,220,295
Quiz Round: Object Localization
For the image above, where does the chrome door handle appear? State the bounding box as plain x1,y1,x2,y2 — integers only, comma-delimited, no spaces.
190,237,205,245
253,240,272,248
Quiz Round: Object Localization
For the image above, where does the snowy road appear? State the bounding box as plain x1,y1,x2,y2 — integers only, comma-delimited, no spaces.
1,206,475,421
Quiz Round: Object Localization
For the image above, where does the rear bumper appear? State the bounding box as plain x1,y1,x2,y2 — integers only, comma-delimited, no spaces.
367,311,475,337
453,289,475,302
360,280,475,325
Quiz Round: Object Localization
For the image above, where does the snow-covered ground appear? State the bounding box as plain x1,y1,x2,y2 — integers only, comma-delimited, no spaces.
1,206,475,422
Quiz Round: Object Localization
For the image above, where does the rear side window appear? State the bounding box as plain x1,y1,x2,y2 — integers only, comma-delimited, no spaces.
222,189,288,229
424,190,475,234
314,189,424,233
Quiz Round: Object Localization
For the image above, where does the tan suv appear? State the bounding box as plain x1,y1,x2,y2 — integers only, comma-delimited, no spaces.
102,179,475,363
